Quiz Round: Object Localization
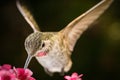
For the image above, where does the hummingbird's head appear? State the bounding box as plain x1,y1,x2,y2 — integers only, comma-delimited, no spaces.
24,32,55,68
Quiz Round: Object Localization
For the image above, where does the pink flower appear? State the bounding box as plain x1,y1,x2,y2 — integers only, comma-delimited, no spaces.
64,72,83,80
14,68,35,80
0,64,16,80
0,64,36,80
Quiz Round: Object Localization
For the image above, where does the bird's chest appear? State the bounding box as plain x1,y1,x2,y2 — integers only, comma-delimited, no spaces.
35,41,69,71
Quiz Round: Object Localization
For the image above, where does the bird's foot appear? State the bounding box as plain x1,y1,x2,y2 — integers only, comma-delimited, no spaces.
59,68,65,76
44,68,53,76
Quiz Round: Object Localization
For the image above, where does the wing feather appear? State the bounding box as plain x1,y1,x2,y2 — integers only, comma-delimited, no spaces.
61,0,113,51
16,0,40,32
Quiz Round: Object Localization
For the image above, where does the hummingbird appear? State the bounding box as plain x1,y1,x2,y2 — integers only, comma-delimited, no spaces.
16,0,113,76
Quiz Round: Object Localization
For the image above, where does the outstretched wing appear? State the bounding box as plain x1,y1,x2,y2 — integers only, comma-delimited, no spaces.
60,0,113,51
16,0,40,32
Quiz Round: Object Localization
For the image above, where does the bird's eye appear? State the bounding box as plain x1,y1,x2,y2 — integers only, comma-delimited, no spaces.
41,42,45,48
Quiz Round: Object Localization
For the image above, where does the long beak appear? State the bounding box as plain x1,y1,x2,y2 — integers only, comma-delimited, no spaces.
24,55,33,69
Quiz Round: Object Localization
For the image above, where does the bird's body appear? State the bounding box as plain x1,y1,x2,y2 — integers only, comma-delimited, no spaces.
25,32,72,74
16,0,113,76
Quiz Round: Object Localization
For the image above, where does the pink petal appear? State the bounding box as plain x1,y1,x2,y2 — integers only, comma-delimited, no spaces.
28,77,36,80
0,70,16,80
71,78,77,80
15,68,27,80
16,68,25,75
1,64,11,70
64,76,71,80
78,74,83,78
25,69,33,76
71,72,79,78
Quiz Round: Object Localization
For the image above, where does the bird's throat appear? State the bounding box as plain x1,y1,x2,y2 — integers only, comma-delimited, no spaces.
37,52,47,57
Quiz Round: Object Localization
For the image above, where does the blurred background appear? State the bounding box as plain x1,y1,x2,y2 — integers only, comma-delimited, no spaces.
0,0,120,80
